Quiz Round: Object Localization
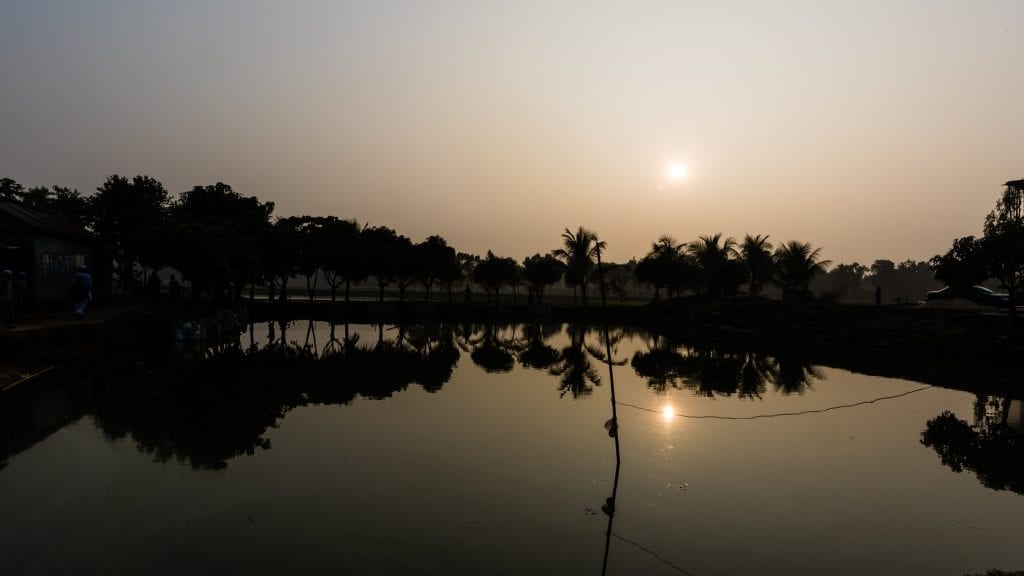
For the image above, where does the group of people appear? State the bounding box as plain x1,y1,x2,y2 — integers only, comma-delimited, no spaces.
0,267,188,328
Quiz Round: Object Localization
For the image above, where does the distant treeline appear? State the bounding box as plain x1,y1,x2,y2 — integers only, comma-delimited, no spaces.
1,175,1021,307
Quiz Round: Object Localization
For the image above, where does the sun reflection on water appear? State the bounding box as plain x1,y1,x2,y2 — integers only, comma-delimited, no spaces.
662,404,675,422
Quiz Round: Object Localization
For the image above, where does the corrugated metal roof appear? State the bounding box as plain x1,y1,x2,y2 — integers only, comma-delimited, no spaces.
0,199,100,244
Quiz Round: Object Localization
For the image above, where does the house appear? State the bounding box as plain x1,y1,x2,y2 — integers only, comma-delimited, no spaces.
0,199,111,304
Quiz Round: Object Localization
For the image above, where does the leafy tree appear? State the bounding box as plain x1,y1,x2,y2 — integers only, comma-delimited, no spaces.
982,179,1024,318
416,235,457,302
19,186,51,206
360,226,405,302
522,253,564,305
0,177,24,200
472,251,520,304
814,262,868,302
275,216,325,302
553,226,605,306
635,235,687,300
90,175,170,291
318,217,365,304
434,248,464,302
392,235,417,301
931,236,989,290
0,178,90,226
46,186,89,225
773,240,831,301
864,259,940,303
168,182,274,302
264,219,300,302
599,260,635,304
739,234,774,296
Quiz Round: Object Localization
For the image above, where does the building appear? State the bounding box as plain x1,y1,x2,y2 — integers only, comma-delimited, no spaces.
0,199,110,304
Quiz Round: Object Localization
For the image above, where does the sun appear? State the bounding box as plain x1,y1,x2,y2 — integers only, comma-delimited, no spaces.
668,163,688,182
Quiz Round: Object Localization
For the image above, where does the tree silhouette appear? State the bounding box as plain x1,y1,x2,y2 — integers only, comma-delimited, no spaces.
472,251,519,304
549,325,602,398
553,227,605,306
815,262,868,302
416,235,458,302
360,226,406,302
516,323,562,369
168,182,274,303
635,235,692,300
0,177,24,200
522,253,564,305
90,175,170,293
773,240,831,301
465,323,517,372
982,179,1024,321
689,233,744,296
921,398,1024,494
0,179,90,226
931,236,988,290
317,217,366,304
740,234,774,296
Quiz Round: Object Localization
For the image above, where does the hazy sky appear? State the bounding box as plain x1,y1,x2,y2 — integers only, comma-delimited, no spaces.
1,1,1021,264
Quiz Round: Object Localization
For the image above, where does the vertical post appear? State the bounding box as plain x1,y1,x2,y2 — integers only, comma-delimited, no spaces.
596,245,621,576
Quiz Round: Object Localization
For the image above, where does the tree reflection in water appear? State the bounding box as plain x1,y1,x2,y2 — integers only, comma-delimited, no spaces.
516,323,561,371
631,333,823,399
90,322,461,470
921,395,1024,494
57,322,835,472
460,323,517,373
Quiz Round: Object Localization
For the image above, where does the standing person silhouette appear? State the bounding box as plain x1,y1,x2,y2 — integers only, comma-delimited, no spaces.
875,286,882,306
68,266,93,320
0,270,13,328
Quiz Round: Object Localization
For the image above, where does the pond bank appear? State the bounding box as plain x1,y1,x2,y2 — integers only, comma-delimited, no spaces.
1,298,1019,396
249,298,1023,395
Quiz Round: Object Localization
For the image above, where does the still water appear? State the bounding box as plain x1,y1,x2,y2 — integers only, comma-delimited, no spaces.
2,321,1022,575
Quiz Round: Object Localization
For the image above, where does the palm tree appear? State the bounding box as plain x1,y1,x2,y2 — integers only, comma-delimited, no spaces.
740,234,774,296
635,235,687,300
773,240,832,300
688,233,739,296
553,226,606,306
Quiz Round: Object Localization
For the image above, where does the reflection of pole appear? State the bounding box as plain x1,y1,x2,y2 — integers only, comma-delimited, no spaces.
596,246,621,576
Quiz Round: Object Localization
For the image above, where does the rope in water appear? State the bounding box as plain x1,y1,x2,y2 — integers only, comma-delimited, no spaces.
616,385,934,420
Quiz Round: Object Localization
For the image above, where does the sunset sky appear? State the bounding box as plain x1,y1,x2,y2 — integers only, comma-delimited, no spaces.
1,1,1021,264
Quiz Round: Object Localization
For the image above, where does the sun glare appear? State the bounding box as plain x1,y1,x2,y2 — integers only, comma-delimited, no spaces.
668,163,688,182
662,404,675,422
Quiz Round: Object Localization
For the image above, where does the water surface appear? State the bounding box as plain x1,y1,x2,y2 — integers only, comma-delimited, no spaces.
2,321,1022,575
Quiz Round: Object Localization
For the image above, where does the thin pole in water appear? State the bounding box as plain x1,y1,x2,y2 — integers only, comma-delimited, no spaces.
596,245,622,576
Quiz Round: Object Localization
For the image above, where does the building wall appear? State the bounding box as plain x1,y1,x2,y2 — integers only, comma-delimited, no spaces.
32,235,98,303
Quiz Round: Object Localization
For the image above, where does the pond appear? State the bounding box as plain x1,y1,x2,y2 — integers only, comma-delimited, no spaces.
2,321,1023,575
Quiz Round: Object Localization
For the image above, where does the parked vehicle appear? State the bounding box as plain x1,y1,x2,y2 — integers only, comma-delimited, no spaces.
925,285,1010,307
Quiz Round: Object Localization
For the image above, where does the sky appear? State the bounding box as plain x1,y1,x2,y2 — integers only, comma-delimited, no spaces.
1,0,1021,264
